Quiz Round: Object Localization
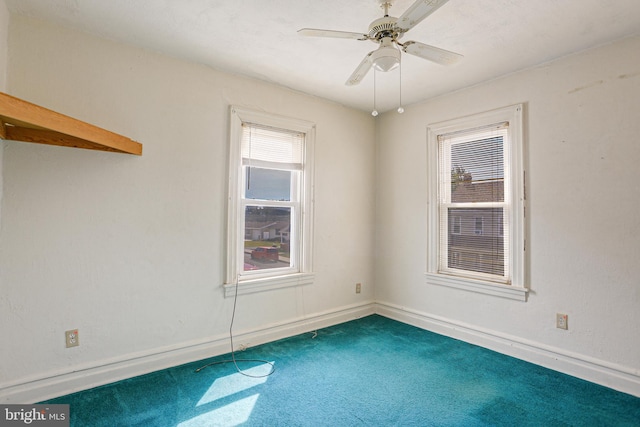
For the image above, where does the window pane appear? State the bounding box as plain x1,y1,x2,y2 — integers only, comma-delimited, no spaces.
447,208,504,276
450,136,504,203
244,206,291,271
245,167,291,201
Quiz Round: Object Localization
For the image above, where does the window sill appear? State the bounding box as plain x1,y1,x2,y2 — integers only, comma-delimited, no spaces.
425,272,528,301
223,272,315,297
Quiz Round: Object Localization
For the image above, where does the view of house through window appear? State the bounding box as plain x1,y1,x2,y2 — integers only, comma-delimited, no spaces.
244,205,292,271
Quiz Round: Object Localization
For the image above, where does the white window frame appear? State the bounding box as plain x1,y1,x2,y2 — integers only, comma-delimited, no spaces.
426,104,527,301
224,106,315,297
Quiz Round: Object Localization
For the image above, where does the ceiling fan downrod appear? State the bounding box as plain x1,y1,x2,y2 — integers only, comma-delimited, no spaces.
380,1,392,17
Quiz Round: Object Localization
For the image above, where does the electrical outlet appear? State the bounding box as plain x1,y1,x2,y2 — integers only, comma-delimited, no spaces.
65,329,79,348
355,283,362,294
556,313,568,330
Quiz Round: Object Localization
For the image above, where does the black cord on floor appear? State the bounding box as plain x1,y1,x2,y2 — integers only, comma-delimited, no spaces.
195,277,275,378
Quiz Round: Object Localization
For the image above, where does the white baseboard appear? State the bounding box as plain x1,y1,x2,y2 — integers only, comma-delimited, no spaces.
4,300,637,403
375,301,640,397
0,302,376,404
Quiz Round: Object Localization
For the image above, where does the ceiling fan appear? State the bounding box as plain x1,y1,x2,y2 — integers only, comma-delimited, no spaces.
298,0,463,86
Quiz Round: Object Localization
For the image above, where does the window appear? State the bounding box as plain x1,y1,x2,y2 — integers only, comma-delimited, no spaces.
225,107,315,296
426,104,526,301
451,216,461,235
474,217,484,236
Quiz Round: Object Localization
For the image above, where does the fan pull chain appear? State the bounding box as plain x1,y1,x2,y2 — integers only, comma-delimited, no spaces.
398,58,404,114
372,69,379,117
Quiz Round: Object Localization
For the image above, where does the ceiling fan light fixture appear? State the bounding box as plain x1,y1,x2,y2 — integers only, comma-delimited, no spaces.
371,39,401,72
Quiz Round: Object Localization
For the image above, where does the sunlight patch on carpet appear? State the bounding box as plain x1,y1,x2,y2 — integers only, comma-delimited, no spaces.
178,394,260,427
196,362,272,406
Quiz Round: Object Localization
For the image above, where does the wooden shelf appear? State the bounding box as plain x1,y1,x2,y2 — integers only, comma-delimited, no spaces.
0,92,142,155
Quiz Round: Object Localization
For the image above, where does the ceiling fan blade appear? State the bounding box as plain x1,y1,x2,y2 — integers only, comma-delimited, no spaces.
396,0,450,31
345,51,375,86
298,28,369,41
401,41,463,65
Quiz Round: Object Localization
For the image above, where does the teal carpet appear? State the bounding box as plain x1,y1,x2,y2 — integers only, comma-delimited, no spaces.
43,315,640,426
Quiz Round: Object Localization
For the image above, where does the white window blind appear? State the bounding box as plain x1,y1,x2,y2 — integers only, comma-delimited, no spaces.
242,123,304,170
437,123,511,283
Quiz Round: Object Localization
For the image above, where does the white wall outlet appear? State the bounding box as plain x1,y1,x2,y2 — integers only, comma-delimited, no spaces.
65,329,79,348
556,313,568,330
356,283,362,294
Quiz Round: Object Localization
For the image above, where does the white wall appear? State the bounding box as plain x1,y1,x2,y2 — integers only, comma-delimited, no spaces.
0,0,9,225
375,35,640,395
0,0,7,90
0,15,376,402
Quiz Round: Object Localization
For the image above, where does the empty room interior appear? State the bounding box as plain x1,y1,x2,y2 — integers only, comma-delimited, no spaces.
1,0,639,425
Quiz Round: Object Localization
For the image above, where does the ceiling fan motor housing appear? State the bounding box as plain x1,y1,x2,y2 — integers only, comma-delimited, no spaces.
368,16,402,41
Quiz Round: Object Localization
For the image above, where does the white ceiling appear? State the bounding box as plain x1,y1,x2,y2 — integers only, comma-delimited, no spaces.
6,0,640,113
